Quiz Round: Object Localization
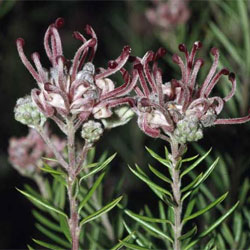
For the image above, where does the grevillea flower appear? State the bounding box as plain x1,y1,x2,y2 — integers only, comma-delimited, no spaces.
146,0,190,31
133,42,250,143
16,18,137,130
8,128,66,176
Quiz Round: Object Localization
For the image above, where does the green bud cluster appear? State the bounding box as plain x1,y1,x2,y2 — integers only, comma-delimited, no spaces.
14,96,47,127
81,120,104,144
173,115,203,144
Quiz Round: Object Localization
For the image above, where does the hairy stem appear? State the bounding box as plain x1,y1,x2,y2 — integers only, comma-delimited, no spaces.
68,178,80,250
170,140,183,250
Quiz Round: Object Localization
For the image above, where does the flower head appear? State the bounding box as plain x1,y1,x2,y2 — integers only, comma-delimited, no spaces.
146,0,190,31
16,18,137,130
133,42,250,143
8,128,66,176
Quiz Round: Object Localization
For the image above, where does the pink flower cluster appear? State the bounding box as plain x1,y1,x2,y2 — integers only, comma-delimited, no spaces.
132,42,250,143
8,129,66,176
16,18,137,130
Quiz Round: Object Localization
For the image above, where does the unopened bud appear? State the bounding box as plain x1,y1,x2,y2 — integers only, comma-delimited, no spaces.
14,96,47,127
81,120,103,144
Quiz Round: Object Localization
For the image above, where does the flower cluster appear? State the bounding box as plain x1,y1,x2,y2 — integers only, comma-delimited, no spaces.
16,18,137,132
146,0,190,31
132,42,250,143
8,128,66,176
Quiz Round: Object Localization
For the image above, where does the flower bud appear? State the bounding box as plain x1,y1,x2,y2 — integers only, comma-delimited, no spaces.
14,96,47,127
81,120,103,144
174,115,203,144
101,105,134,129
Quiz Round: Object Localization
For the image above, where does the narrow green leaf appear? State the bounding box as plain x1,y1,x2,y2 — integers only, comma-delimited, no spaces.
233,212,242,242
181,173,203,193
239,178,249,206
183,192,228,222
86,232,103,250
179,225,197,240
84,162,99,168
119,240,151,250
32,238,62,250
221,223,234,245
183,199,196,219
181,148,212,178
148,164,172,184
145,146,171,169
126,209,172,224
123,220,145,247
59,214,72,243
40,163,65,176
159,201,167,232
124,209,173,243
181,154,199,163
35,223,71,248
27,245,35,250
79,196,122,227
192,157,219,189
129,166,173,199
164,146,169,160
110,233,134,250
17,188,68,219
32,210,61,232
78,172,105,213
216,233,226,250
184,202,239,250
80,153,116,182
209,22,242,65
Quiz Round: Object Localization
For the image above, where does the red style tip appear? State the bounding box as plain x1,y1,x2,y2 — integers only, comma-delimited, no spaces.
194,41,202,49
108,60,118,69
44,82,52,91
55,18,64,28
178,43,187,52
16,38,25,46
210,47,218,56
123,45,131,54
154,48,166,60
221,68,230,75
229,72,235,81
73,31,81,40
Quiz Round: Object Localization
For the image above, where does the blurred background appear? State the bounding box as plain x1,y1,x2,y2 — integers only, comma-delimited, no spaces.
0,0,249,248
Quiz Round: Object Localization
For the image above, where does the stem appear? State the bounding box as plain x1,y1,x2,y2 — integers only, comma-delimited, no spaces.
170,139,183,250
36,126,68,170
68,178,80,250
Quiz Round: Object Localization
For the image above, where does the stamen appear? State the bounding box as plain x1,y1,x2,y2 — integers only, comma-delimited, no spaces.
55,17,64,29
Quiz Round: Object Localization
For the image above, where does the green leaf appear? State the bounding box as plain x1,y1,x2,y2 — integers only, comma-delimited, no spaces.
35,223,71,248
181,173,203,193
79,153,116,183
148,164,172,184
183,192,228,222
126,209,172,224
233,212,242,243
164,146,169,159
59,214,72,243
179,225,197,240
32,210,61,232
183,199,196,219
180,148,212,178
40,163,66,176
110,233,134,250
181,154,199,163
184,202,239,250
27,245,35,250
192,157,219,190
129,166,173,199
32,238,63,250
209,22,242,65
221,223,234,245
159,201,167,232
17,188,68,219
124,209,173,243
119,240,151,250
145,146,171,169
79,196,122,227
78,172,105,213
